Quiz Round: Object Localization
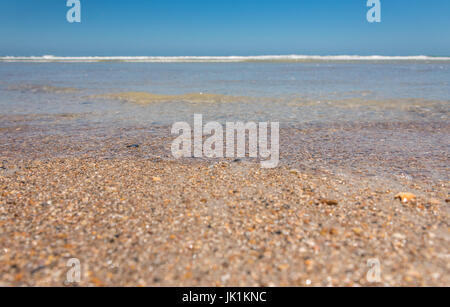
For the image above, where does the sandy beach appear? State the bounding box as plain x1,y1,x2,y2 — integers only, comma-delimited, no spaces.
0,119,448,287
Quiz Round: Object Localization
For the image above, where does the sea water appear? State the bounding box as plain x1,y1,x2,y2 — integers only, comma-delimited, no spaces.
0,58,449,182
0,58,449,127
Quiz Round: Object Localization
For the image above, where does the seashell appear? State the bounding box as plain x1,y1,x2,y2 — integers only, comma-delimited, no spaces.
394,192,417,204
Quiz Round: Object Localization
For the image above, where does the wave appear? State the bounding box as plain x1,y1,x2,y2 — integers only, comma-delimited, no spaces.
1,55,450,63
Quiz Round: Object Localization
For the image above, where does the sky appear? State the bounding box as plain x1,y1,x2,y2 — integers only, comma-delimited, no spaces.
0,0,449,56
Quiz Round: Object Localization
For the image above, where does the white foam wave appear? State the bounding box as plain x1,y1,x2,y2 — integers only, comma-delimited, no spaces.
1,55,449,62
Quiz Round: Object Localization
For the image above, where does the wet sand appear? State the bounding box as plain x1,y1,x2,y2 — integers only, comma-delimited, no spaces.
0,119,448,286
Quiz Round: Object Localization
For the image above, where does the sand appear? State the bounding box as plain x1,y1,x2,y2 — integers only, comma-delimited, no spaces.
94,92,243,105
0,120,448,287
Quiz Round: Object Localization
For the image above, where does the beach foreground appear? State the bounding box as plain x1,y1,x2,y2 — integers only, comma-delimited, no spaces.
0,61,449,286
0,132,448,286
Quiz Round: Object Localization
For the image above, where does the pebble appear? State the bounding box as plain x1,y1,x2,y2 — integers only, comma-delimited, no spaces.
320,199,339,206
126,144,140,148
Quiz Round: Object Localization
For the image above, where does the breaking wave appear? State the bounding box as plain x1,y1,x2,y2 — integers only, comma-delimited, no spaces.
1,55,450,63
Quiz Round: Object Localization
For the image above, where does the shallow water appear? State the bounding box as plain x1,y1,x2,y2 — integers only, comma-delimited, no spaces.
0,62,449,124
0,62,449,182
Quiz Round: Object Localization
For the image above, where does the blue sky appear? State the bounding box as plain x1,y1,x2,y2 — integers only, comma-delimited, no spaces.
0,0,449,56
